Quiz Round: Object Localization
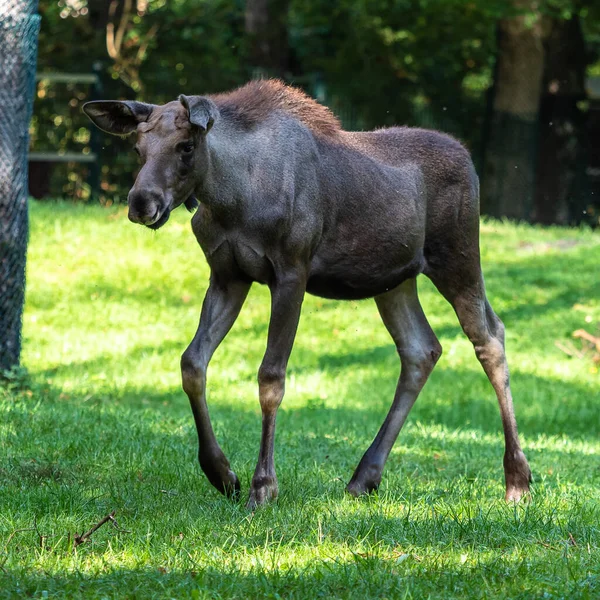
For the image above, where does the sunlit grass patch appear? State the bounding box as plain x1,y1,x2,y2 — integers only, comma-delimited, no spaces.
0,201,598,598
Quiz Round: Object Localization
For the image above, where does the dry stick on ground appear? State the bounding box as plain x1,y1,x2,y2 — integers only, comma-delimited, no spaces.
73,511,130,549
554,340,586,359
109,513,132,535
556,328,600,363
572,329,600,351
32,515,48,550
73,511,115,548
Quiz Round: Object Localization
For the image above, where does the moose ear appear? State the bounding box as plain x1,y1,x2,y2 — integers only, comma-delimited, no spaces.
179,94,219,133
82,100,155,135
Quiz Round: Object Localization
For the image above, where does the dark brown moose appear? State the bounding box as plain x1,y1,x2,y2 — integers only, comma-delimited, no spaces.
84,80,531,508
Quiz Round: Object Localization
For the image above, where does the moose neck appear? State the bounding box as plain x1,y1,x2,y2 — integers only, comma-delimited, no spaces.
194,122,254,217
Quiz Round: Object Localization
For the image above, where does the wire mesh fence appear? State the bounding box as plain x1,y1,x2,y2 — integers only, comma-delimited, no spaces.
0,0,40,371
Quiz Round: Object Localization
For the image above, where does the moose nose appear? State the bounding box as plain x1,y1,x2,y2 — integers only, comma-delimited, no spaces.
127,188,165,225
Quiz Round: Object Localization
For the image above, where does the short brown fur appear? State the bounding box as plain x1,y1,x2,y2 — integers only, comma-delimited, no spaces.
211,79,342,138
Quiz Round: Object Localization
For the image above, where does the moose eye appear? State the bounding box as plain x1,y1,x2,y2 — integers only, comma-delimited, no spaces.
180,141,194,154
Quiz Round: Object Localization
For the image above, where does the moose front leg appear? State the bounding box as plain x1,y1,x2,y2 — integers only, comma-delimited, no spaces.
247,273,306,509
181,277,251,497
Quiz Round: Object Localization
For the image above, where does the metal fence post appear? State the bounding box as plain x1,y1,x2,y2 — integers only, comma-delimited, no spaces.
0,0,40,372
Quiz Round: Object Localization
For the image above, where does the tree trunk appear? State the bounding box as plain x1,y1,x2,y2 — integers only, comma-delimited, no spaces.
0,0,40,372
245,0,290,77
534,16,588,225
482,2,549,220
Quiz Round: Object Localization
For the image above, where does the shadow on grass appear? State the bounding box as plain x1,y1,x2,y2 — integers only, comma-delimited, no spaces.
28,237,598,329
2,361,598,597
4,232,598,591
31,333,600,442
1,534,597,599
3,356,598,511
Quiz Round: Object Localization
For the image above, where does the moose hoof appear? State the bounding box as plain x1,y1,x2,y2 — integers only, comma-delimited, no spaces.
346,474,381,497
221,470,241,499
505,470,532,503
346,463,382,497
505,485,530,503
504,450,532,503
246,476,278,510
208,469,240,499
201,459,241,499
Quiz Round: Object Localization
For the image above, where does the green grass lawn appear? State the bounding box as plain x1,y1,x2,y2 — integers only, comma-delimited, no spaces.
1,201,599,599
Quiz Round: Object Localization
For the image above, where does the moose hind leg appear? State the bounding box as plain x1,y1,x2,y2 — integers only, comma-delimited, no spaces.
347,278,442,497
430,270,531,501
460,292,531,500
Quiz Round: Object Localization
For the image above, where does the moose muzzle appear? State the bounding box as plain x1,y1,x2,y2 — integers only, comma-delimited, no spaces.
127,187,167,226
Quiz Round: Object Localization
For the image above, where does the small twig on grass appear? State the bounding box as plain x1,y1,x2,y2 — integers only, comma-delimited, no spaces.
74,511,129,548
32,516,48,550
74,511,114,548
537,540,559,551
108,513,131,534
573,329,600,351
554,341,585,359
568,532,577,547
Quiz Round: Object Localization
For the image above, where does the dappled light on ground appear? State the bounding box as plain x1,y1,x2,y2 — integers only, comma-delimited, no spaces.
0,202,598,598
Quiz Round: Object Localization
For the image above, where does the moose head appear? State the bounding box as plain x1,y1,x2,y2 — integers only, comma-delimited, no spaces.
83,95,219,229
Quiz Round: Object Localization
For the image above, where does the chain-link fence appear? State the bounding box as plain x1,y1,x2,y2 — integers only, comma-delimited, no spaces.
0,0,40,372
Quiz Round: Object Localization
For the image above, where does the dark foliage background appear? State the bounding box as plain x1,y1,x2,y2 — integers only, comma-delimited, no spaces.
31,0,600,224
